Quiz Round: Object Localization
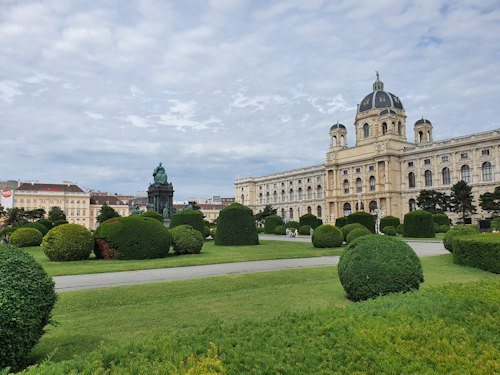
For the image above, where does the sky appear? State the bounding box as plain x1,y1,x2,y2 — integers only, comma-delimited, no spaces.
1,0,499,200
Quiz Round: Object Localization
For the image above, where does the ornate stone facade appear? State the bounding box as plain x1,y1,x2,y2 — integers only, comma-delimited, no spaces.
235,76,500,224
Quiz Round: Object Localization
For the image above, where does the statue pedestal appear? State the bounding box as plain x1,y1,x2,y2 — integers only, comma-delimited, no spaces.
163,219,170,228
148,182,174,220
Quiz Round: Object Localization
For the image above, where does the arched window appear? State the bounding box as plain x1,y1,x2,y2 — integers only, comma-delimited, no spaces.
418,131,423,143
259,193,263,204
281,190,286,202
317,185,323,199
363,123,369,138
273,191,277,203
482,162,493,181
356,178,362,193
425,170,432,186
369,176,376,191
241,194,245,205
398,121,402,135
298,188,303,200
369,200,377,213
307,206,312,214
281,208,285,219
307,186,312,199
289,208,294,219
461,165,471,183
344,179,349,194
382,122,387,135
317,206,322,218
343,203,351,216
442,167,451,185
289,189,294,201
266,192,270,203
408,172,415,188
409,199,416,212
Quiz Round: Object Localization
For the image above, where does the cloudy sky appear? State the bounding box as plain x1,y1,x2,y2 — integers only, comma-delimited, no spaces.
1,0,499,200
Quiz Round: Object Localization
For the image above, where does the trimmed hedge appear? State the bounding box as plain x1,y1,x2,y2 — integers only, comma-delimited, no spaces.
346,212,375,233
299,225,312,236
37,219,53,230
403,210,435,238
442,225,479,252
382,226,397,236
94,216,171,260
341,223,366,240
346,227,371,244
335,217,348,228
170,209,204,235
285,221,300,229
312,225,344,248
215,203,259,246
203,225,210,239
338,235,424,301
21,222,48,236
42,224,94,261
438,224,450,233
264,215,283,234
274,225,286,235
432,213,450,227
491,217,500,231
379,216,400,232
453,234,500,273
170,225,204,255
141,210,163,222
300,214,320,229
0,244,57,371
396,223,404,234
9,228,43,247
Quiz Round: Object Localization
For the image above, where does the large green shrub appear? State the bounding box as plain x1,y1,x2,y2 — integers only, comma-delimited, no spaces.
438,224,450,233
341,223,366,240
338,235,424,301
442,225,479,252
203,225,210,239
432,213,450,227
9,228,43,247
285,221,300,229
0,244,57,371
94,216,171,260
396,223,404,234
346,227,371,243
299,225,312,235
452,234,500,273
382,226,397,236
21,222,48,236
53,219,69,227
141,210,163,222
274,225,286,235
379,216,400,232
312,225,343,248
403,210,435,238
490,217,500,231
335,217,348,228
37,219,53,230
346,212,375,233
170,225,204,255
215,203,259,246
170,209,204,235
264,215,283,234
42,224,94,261
299,214,320,229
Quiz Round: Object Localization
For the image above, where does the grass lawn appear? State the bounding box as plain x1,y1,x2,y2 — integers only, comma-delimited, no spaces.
26,254,499,371
24,240,343,276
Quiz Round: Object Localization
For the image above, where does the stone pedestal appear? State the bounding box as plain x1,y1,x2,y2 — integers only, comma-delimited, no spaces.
148,182,174,220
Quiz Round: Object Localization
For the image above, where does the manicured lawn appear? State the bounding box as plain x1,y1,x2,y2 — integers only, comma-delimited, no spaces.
24,240,343,276
397,232,446,241
27,254,499,369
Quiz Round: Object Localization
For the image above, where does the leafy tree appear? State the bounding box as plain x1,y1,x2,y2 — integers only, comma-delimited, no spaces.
27,208,46,221
5,207,28,227
255,204,277,226
48,206,66,222
450,181,477,224
479,186,500,216
96,204,120,224
416,189,450,214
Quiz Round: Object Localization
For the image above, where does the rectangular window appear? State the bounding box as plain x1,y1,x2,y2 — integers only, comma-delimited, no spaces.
369,166,375,171
49,199,53,203
408,162,414,167
482,149,490,156
20,199,24,203
27,199,31,203
424,159,430,165
298,180,301,184
33,199,37,203
343,170,348,175
317,176,321,181
442,156,448,162
356,168,361,173
82,209,86,216
65,210,69,215
461,153,468,159
71,210,74,216
71,200,74,203
77,200,80,204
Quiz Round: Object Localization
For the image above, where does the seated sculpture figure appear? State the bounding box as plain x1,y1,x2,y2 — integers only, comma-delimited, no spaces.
153,162,168,185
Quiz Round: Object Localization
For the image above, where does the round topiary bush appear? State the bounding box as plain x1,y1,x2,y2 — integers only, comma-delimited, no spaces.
403,210,435,238
396,223,404,234
53,219,69,227
299,214,320,229
438,224,450,233
340,223,366,240
9,228,43,247
94,216,171,260
312,225,344,248
346,227,372,243
490,217,500,231
21,222,49,236
264,215,283,234
170,209,204,235
203,225,210,239
382,226,397,236
42,224,94,261
432,213,450,227
215,203,259,246
37,219,53,230
274,225,286,235
335,217,348,228
346,212,375,233
338,235,424,302
379,216,400,232
141,210,163,222
0,244,57,371
285,221,300,229
299,225,312,235
210,227,217,239
170,225,204,255
442,225,480,253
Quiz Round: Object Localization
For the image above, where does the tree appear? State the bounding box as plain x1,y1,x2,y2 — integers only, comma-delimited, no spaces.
450,181,477,224
254,204,277,226
27,208,46,221
48,206,66,222
96,204,119,224
416,189,450,214
479,186,500,216
5,207,28,227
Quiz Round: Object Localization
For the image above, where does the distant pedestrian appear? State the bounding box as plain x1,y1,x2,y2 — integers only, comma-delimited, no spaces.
310,227,314,236
285,227,290,237
1,234,8,244
294,229,299,238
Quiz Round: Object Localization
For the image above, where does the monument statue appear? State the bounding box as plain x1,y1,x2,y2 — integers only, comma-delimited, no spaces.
148,162,174,222
153,162,168,186
162,203,170,220
146,203,155,211
130,205,144,215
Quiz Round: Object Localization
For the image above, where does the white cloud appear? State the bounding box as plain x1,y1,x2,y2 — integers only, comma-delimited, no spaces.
85,111,105,120
0,80,22,103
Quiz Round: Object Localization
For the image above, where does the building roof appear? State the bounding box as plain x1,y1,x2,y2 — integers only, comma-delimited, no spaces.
16,182,85,193
90,195,126,206
358,75,404,113
415,118,432,125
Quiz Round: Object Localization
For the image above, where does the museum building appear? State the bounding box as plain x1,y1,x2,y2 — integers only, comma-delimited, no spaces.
235,75,500,224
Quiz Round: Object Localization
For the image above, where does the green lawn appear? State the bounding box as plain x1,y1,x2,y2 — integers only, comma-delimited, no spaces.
26,254,498,370
24,240,343,276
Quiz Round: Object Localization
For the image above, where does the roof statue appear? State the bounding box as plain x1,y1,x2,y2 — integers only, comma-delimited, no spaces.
153,162,168,185
376,70,379,80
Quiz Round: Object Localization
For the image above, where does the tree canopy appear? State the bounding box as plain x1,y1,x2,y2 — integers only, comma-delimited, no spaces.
416,189,450,214
96,204,120,224
451,181,477,224
255,204,277,226
479,186,500,216
48,206,66,222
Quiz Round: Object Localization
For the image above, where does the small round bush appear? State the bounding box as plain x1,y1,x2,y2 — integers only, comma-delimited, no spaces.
170,225,204,255
37,219,53,230
341,223,366,240
335,217,348,228
42,224,94,261
347,212,375,233
9,228,43,247
382,226,397,236
210,227,217,239
442,225,480,253
490,217,500,231
338,235,424,302
203,225,210,239
300,214,320,229
274,225,286,235
396,223,404,234
403,210,435,238
21,222,49,236
0,244,57,371
264,215,283,234
94,216,171,260
170,209,205,235
380,216,400,232
312,225,344,248
141,210,163,222
53,219,69,227
215,203,259,246
432,213,450,227
346,227,372,243
433,222,440,233
299,225,312,235
438,224,450,233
